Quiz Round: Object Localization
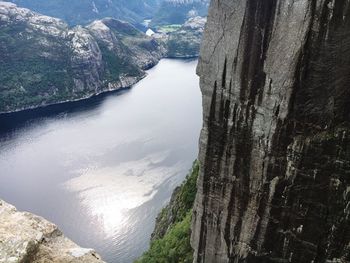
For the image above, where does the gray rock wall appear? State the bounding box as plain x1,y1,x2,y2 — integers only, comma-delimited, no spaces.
191,0,350,262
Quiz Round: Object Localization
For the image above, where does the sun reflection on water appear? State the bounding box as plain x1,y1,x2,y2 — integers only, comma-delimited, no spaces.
63,153,182,236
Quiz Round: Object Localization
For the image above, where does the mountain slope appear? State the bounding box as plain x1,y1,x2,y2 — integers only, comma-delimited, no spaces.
5,0,209,27
5,0,162,25
88,18,164,69
150,0,209,26
0,2,163,113
165,16,206,58
191,0,350,262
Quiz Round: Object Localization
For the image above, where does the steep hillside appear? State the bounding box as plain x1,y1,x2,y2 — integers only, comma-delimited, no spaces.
0,2,163,113
192,0,350,262
88,18,164,69
165,16,206,58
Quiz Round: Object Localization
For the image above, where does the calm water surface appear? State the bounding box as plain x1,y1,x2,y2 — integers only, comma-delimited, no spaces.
0,59,202,263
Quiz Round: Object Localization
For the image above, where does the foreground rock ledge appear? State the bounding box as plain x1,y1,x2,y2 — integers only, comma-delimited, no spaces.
0,200,105,263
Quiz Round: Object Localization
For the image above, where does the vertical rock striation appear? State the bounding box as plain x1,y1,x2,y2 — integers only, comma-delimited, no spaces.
192,0,350,262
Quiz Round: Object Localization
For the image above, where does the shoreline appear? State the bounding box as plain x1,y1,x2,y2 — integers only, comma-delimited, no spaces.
0,74,146,116
0,57,198,116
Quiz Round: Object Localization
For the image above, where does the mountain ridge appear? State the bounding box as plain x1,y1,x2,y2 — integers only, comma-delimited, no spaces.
5,0,161,26
0,1,206,114
4,0,209,27
0,1,164,113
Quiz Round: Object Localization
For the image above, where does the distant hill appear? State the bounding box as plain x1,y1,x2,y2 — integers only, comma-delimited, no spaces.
0,2,164,113
164,16,206,58
4,0,209,27
4,0,163,26
150,0,209,27
0,1,207,112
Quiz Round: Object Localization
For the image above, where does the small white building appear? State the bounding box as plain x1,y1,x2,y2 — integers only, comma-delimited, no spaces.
146,28,155,36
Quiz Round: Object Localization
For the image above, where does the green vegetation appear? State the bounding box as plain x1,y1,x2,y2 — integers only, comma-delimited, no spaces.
0,23,74,112
136,161,199,263
157,24,182,33
168,161,199,222
166,29,202,58
104,19,142,37
0,2,203,112
150,1,208,27
136,211,193,263
167,36,200,58
0,14,154,112
98,43,141,83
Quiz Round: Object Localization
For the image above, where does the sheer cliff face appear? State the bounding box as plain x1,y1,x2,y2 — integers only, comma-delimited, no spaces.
192,0,350,262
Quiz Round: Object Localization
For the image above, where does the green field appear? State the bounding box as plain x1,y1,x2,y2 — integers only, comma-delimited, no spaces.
157,24,182,33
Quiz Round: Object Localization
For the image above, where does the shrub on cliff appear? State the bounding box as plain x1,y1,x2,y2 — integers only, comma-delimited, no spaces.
135,161,199,263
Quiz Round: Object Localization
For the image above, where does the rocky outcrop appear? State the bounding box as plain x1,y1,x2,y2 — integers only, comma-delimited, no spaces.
192,0,350,262
0,199,104,263
0,2,163,113
87,18,165,70
165,16,206,58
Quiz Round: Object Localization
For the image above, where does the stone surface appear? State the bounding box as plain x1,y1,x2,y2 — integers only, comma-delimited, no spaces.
191,0,350,262
0,200,104,263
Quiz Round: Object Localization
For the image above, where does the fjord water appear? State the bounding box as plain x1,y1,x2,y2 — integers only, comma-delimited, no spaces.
0,59,202,263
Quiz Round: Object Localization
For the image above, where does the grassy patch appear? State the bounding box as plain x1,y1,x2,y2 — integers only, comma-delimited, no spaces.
157,24,182,33
136,161,199,263
136,212,193,263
